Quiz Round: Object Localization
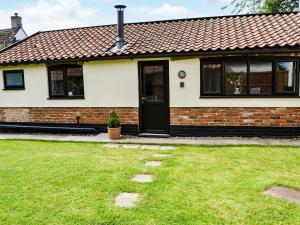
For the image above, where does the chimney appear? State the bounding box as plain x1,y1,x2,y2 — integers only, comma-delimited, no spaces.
11,13,22,29
114,5,126,49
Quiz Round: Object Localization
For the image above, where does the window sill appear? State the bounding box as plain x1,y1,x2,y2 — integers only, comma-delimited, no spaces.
3,87,25,91
47,96,85,100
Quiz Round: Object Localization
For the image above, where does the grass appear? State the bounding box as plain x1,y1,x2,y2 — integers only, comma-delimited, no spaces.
0,140,300,225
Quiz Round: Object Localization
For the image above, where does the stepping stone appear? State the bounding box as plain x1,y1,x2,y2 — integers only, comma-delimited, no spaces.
153,153,171,158
123,144,141,149
264,186,300,205
115,193,140,208
131,174,153,183
145,161,162,167
103,144,120,148
160,146,176,151
141,145,161,150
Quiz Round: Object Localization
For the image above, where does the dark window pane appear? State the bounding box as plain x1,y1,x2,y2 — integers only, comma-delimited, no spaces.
276,61,297,93
143,65,164,101
202,63,222,94
249,61,272,95
67,67,84,96
50,69,64,96
5,71,23,87
225,62,247,95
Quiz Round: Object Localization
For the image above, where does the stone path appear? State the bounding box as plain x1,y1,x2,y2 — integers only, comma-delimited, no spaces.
114,144,173,208
264,186,300,205
131,174,154,183
104,143,176,150
115,193,140,208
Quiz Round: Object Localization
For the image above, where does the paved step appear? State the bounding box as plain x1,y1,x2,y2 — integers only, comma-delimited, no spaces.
123,144,141,149
104,143,176,150
264,186,300,205
131,174,154,183
103,143,120,148
115,193,140,208
141,145,161,150
145,161,162,167
153,153,171,158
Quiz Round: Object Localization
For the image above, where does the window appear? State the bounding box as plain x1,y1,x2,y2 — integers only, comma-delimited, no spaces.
48,65,84,98
201,58,299,97
225,62,247,95
3,70,25,90
202,63,222,95
276,61,297,94
249,61,272,95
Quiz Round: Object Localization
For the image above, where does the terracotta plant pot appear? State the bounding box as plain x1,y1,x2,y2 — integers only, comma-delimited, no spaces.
107,127,121,140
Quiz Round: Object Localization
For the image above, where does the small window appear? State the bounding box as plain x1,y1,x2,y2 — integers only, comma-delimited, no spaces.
276,61,297,94
224,62,247,95
144,65,165,101
3,70,25,90
249,61,272,95
48,65,84,98
202,62,222,95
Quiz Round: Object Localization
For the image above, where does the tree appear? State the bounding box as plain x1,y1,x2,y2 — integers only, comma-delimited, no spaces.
224,0,299,13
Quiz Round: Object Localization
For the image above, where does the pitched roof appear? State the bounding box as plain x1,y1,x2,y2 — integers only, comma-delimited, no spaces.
0,28,18,49
0,12,299,65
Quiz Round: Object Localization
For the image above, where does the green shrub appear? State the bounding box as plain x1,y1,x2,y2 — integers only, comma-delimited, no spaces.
108,111,121,128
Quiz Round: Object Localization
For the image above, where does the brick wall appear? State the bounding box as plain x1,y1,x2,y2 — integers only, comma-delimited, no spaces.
0,108,139,124
2,107,300,128
171,107,300,127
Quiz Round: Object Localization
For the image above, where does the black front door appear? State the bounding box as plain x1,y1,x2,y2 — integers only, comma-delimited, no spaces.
139,61,170,135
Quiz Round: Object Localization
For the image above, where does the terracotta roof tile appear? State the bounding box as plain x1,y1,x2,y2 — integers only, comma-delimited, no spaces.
0,12,299,64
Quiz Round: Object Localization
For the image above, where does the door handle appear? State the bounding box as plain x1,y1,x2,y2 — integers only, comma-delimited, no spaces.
141,97,147,103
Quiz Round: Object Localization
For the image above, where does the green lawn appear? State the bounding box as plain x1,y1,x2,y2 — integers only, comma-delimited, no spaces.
0,140,299,225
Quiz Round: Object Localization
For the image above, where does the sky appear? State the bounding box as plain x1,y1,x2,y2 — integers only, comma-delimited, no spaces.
0,0,234,35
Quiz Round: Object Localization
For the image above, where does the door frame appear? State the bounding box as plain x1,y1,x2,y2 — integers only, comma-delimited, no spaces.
138,60,170,134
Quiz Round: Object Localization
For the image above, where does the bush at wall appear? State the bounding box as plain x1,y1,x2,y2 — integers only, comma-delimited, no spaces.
108,111,121,128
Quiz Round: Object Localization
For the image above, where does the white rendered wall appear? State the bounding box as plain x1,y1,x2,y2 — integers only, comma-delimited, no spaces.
169,58,300,107
0,57,299,108
0,60,139,107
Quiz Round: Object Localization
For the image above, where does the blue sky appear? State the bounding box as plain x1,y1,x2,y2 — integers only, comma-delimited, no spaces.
0,0,234,34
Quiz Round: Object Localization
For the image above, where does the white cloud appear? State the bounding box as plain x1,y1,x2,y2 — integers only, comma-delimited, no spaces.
200,0,231,3
149,3,189,16
128,3,191,20
0,0,99,34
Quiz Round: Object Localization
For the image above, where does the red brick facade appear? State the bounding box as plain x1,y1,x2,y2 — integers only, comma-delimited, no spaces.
1,107,300,127
0,108,139,124
171,107,300,127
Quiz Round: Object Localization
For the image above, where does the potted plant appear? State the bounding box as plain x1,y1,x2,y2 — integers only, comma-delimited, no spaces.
107,111,121,140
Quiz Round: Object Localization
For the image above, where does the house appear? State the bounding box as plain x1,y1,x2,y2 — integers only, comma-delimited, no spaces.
0,5,299,137
0,13,27,50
